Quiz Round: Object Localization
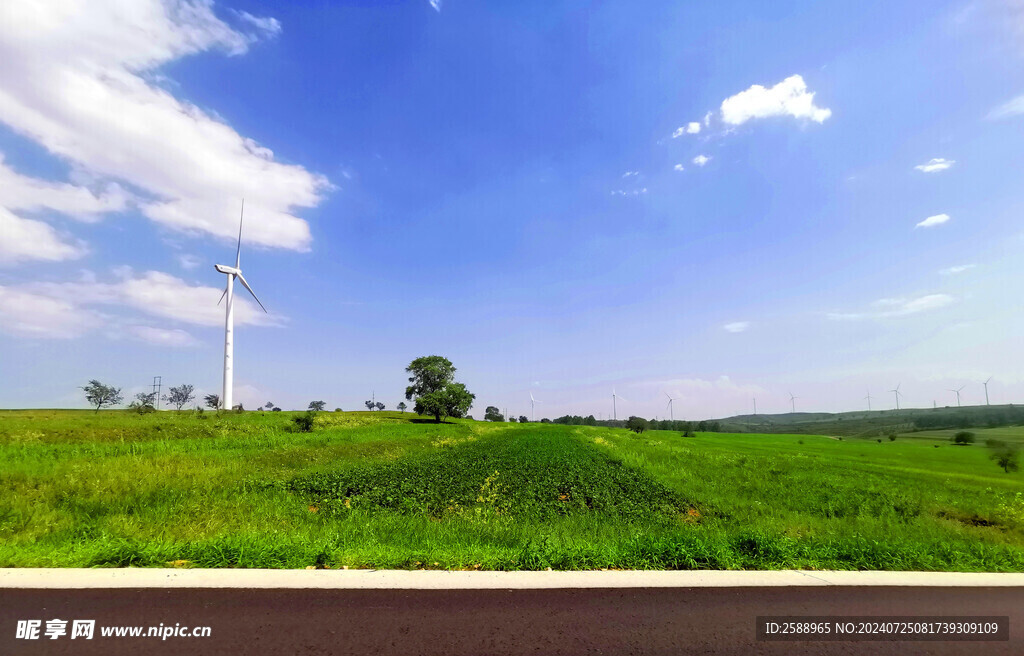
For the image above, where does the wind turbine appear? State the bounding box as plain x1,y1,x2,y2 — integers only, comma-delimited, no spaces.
752,397,757,416
664,392,675,421
612,388,627,421
983,377,993,405
215,200,267,411
530,392,540,422
889,383,902,411
864,390,873,412
948,385,965,408
788,392,799,413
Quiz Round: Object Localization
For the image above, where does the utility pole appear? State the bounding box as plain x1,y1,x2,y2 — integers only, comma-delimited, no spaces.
152,376,162,410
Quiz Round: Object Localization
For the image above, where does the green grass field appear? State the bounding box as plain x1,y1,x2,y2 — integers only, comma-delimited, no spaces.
1,409,1022,570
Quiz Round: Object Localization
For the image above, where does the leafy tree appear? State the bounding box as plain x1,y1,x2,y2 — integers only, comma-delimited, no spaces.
82,380,123,412
508,416,517,422
309,400,327,412
264,402,275,410
405,355,456,400
204,393,221,410
991,447,1020,473
518,415,528,423
625,416,649,434
163,384,195,411
129,391,157,414
365,400,375,411
540,418,551,423
397,402,407,413
375,401,385,411
484,406,503,422
272,407,282,412
953,431,975,445
415,382,475,423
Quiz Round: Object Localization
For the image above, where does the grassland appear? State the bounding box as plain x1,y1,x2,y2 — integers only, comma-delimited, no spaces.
0,409,1022,571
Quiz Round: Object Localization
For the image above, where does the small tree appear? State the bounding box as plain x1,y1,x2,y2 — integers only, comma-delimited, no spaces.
163,384,195,411
397,402,407,413
625,416,649,434
272,407,282,412
82,380,122,412
518,415,528,424
204,393,221,410
264,402,275,411
990,446,1020,473
484,406,503,422
129,391,157,414
953,431,975,445
364,400,375,411
293,410,317,432
309,400,327,412
375,401,385,411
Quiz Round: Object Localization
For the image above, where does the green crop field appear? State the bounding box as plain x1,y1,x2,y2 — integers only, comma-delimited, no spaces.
1,409,1022,571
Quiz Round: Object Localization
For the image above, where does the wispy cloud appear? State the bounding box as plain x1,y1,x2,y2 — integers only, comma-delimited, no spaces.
0,285,102,338
611,188,647,197
723,321,750,333
915,213,951,228
987,94,1024,120
720,74,831,125
692,155,710,167
621,171,639,178
828,294,954,320
673,164,685,172
429,0,442,12
914,158,955,173
177,254,202,270
939,264,976,275
125,325,199,347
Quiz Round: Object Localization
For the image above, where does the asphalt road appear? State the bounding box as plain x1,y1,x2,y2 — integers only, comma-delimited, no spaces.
2,586,1021,655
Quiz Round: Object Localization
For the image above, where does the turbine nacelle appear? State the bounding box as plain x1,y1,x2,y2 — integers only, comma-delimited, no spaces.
214,264,240,276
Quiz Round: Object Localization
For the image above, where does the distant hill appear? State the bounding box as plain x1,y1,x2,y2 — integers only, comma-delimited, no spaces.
712,404,1023,437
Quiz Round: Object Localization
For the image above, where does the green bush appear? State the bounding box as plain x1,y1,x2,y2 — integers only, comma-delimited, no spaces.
292,411,317,433
953,431,975,445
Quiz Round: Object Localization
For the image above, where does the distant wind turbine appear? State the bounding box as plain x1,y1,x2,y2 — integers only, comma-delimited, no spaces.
664,392,675,421
530,392,540,422
788,392,799,413
889,383,903,410
612,388,627,421
864,390,873,412
215,200,268,411
948,385,965,408
752,397,757,416
983,377,993,405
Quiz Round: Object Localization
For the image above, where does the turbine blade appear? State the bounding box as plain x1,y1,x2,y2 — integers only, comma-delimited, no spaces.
217,285,227,306
234,199,245,269
236,272,268,313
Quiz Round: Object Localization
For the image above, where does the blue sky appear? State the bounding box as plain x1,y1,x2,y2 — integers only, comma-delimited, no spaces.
1,0,1023,419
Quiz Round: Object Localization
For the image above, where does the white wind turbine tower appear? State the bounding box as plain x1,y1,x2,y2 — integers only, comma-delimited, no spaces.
215,201,268,411
530,392,540,422
889,383,903,411
788,392,799,413
664,392,675,421
612,388,627,421
949,385,965,408
983,377,993,405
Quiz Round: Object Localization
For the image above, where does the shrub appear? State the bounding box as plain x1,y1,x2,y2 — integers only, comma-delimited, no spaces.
292,411,317,433
953,431,975,445
888,434,896,441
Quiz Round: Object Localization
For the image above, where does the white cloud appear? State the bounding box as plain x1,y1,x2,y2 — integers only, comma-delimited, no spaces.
429,0,442,12
723,321,750,333
915,213,951,228
126,324,199,347
0,285,101,338
24,269,280,329
987,94,1024,120
0,207,86,265
233,10,282,38
703,111,712,127
0,154,128,221
720,74,831,125
611,188,647,197
671,122,702,138
828,293,954,320
914,158,955,173
692,155,710,167
939,264,976,275
0,0,330,252
621,170,639,178
673,164,685,172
